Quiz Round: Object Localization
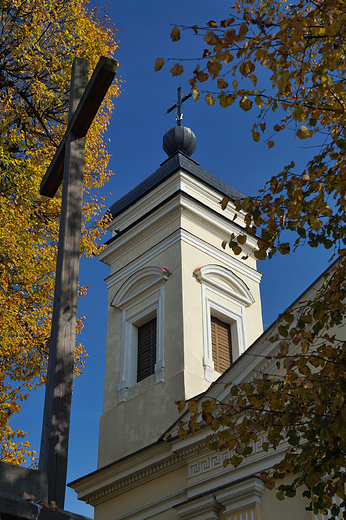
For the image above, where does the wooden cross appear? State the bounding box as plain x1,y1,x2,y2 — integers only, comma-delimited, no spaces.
38,56,116,508
166,86,192,126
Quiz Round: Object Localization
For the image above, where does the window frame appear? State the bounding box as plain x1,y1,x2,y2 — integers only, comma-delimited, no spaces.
111,267,169,402
194,265,255,382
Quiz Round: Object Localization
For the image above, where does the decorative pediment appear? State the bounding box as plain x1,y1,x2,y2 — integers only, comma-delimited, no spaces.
111,266,170,310
194,264,255,307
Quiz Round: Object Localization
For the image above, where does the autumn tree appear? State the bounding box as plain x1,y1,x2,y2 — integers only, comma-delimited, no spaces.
0,0,120,465
157,0,346,517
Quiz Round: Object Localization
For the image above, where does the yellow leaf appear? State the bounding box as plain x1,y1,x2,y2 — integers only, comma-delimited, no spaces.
252,131,260,142
192,89,200,101
171,27,180,42
239,61,255,77
296,126,313,139
301,338,310,354
233,245,242,255
217,78,229,89
219,95,228,108
222,51,234,65
170,63,184,76
279,340,289,355
221,196,229,210
176,400,186,413
196,71,209,82
239,96,252,112
254,249,267,260
206,93,215,105
238,22,248,41
310,214,321,230
203,30,219,46
207,58,222,79
255,96,264,108
267,140,274,148
249,74,257,86
278,243,290,255
188,400,198,413
155,58,164,71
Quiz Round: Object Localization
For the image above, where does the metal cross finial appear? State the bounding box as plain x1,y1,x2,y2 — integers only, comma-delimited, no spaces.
166,86,192,126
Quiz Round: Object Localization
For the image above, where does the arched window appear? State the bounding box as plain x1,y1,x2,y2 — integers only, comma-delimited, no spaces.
111,266,170,401
194,265,255,381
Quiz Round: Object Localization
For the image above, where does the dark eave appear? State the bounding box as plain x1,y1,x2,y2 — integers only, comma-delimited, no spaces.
109,151,245,220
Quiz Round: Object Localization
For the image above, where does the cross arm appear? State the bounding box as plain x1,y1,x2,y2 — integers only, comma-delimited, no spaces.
166,92,192,114
40,56,117,198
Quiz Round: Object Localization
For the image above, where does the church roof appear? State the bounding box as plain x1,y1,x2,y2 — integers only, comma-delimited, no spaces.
108,151,245,220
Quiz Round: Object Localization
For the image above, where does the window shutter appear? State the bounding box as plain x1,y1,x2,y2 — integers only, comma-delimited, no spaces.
211,316,232,373
137,318,157,382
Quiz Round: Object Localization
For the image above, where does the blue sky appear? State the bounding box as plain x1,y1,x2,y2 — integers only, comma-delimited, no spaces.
10,1,332,516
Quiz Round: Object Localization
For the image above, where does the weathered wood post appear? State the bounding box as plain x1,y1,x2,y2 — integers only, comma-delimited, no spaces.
39,56,117,508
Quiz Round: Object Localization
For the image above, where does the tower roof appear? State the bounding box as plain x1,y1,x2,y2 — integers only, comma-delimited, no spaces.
108,151,245,220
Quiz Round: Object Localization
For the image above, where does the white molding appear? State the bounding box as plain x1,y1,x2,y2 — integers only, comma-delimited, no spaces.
195,265,253,381
111,266,170,309
175,495,221,520
81,454,186,507
111,267,170,401
215,476,265,513
108,170,247,235
105,228,262,290
194,265,255,307
100,192,259,269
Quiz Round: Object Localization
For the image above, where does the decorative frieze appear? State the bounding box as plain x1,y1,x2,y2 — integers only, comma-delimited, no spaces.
188,436,266,479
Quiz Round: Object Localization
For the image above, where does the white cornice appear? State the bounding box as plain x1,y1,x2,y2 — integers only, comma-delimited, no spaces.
72,427,286,511
73,451,185,506
104,227,262,290
174,495,221,519
101,192,257,269
108,170,246,235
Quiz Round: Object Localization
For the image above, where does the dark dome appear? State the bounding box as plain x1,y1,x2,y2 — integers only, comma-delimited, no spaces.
163,126,196,157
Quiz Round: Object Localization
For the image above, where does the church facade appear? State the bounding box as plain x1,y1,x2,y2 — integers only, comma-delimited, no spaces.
70,125,334,520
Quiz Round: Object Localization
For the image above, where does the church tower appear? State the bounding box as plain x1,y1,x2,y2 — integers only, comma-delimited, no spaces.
96,122,263,468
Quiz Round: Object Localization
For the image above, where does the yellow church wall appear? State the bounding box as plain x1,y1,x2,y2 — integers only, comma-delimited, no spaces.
180,238,263,385
98,372,185,467
102,238,183,410
94,466,186,520
107,210,182,275
98,238,187,466
180,213,258,271
261,476,312,520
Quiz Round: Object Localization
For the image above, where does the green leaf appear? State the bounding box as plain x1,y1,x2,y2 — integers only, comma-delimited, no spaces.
278,325,288,338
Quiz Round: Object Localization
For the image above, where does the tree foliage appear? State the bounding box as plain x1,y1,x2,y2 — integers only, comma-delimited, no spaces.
158,0,346,517
0,0,120,465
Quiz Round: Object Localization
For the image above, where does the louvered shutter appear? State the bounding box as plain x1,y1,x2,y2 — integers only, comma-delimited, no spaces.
211,316,232,373
137,318,157,382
